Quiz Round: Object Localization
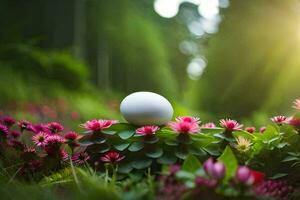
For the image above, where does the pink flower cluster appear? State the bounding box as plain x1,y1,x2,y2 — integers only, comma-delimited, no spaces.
80,119,118,131
220,119,243,131
168,116,200,134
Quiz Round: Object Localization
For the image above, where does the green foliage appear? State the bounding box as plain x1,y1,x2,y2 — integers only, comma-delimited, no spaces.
218,146,238,181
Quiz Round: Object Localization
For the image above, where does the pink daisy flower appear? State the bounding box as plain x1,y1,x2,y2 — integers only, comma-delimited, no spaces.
293,99,300,110
176,116,200,124
168,121,200,134
45,135,65,146
80,119,118,131
18,120,35,132
220,119,243,131
1,116,16,127
72,152,90,165
271,116,291,125
201,122,216,128
64,131,80,141
32,132,49,147
136,125,160,136
245,127,256,133
47,122,64,133
100,151,125,163
33,124,50,134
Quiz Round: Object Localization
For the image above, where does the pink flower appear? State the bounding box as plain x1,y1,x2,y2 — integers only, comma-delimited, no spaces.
18,120,35,132
100,151,125,163
47,122,64,133
289,118,300,127
203,158,226,180
45,135,65,146
271,116,291,125
259,127,266,133
201,122,216,128
60,149,69,161
176,116,200,124
235,166,251,184
33,124,50,134
80,119,118,131
9,130,21,139
293,99,300,110
1,116,16,127
168,121,200,134
0,124,9,137
245,127,256,133
32,132,49,147
64,131,80,141
72,152,90,165
136,125,160,136
220,119,243,131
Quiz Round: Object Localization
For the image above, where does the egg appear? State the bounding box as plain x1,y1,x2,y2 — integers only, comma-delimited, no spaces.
120,91,173,125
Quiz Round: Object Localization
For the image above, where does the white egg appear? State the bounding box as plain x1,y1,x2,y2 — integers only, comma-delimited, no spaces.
120,91,173,125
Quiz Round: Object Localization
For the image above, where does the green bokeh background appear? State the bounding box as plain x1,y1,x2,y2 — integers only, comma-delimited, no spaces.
0,0,299,128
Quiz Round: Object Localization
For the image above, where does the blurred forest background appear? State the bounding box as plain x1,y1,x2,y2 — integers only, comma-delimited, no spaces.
0,0,299,128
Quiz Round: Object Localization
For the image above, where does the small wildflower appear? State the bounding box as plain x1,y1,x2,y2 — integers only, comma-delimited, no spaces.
234,136,251,152
293,99,300,110
259,127,266,133
220,119,243,131
32,132,49,147
271,116,291,125
100,151,125,163
47,122,64,133
72,152,90,165
64,131,80,141
18,120,35,132
201,122,216,128
45,135,65,146
1,116,16,127
176,116,200,124
80,119,118,131
169,164,181,174
9,140,25,151
168,121,200,134
33,124,50,134
245,127,256,133
235,166,252,184
136,125,160,136
21,147,37,161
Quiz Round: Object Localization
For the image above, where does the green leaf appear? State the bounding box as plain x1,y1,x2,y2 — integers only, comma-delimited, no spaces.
157,153,177,164
114,143,130,151
182,154,202,173
175,149,188,159
281,156,300,162
119,130,135,140
144,135,159,144
202,147,221,156
145,148,163,158
131,158,152,169
102,130,116,135
165,139,178,146
269,173,288,180
78,135,94,146
188,146,207,156
128,141,144,152
118,162,133,173
175,171,195,180
97,143,110,153
218,146,238,181
200,128,224,134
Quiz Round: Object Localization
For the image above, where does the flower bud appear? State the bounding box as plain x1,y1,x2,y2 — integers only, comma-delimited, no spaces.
236,166,251,183
212,162,225,180
203,158,214,177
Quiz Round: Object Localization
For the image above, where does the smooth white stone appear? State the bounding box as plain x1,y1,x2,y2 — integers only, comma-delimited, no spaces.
120,91,173,125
